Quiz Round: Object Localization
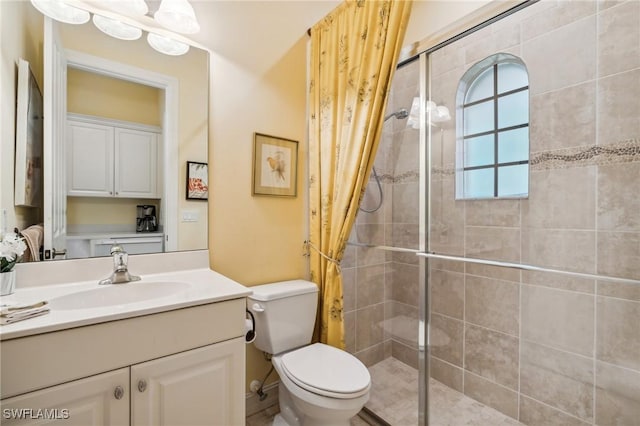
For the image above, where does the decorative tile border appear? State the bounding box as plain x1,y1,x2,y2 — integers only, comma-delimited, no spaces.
427,138,640,178
530,139,640,171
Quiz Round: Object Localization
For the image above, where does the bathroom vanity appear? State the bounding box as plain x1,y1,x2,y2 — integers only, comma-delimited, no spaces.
0,256,250,426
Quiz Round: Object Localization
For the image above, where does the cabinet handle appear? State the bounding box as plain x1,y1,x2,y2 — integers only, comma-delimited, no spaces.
114,385,125,400
109,191,113,195
138,379,147,393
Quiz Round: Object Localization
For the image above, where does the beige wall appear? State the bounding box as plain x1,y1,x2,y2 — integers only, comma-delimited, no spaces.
209,36,309,389
0,1,43,232
67,68,161,126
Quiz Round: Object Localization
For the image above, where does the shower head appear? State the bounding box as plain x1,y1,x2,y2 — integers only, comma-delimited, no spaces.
384,108,409,122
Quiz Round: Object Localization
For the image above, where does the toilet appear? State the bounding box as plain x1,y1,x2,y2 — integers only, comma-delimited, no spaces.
247,280,371,426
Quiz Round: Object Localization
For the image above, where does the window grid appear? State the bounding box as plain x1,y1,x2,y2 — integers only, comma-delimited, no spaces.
462,63,529,197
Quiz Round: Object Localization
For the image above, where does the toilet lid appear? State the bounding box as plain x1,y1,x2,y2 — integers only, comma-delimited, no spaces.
280,343,370,398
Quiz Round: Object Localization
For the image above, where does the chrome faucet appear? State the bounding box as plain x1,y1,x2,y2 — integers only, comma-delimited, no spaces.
99,244,141,285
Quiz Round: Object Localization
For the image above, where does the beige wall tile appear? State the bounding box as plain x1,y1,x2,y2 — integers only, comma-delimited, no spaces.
390,250,419,266
356,264,385,309
596,296,640,371
430,269,464,320
342,267,356,312
430,356,463,393
431,178,465,256
520,340,594,421
522,269,595,294
465,199,520,228
389,223,419,250
521,0,597,41
342,244,356,268
519,395,590,426
463,371,519,419
529,81,596,152
355,304,385,352
522,228,596,273
522,15,596,95
430,313,464,367
391,340,418,370
344,310,356,354
597,231,640,279
521,284,595,356
391,182,419,224
465,226,520,262
387,262,419,307
597,69,640,146
598,162,640,232
464,324,519,389
522,166,596,230
357,184,386,224
597,279,640,302
595,361,640,426
355,245,386,267
598,0,640,77
431,42,465,78
354,342,387,368
354,223,385,247
465,275,519,336
465,262,520,283
464,20,521,65
429,258,464,273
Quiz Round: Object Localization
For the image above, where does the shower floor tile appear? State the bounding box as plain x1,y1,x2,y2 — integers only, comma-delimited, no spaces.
367,357,524,425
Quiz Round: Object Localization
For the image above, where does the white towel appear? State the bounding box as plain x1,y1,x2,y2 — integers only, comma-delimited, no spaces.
0,301,49,325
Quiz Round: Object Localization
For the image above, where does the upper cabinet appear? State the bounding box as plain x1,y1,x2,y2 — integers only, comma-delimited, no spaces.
67,114,160,199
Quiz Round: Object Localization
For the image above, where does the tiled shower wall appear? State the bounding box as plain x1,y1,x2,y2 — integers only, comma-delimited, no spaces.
343,59,422,368
429,1,640,425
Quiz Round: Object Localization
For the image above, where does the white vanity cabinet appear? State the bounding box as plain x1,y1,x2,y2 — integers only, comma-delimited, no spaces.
67,114,160,199
1,368,129,425
0,299,246,426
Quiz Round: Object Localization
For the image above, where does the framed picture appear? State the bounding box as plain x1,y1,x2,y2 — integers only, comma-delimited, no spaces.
252,133,298,197
15,58,43,208
186,161,208,200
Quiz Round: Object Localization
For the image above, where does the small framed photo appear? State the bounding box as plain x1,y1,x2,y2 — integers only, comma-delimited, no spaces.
186,161,208,200
252,133,298,197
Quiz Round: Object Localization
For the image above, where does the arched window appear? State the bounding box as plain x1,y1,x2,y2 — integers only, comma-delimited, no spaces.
455,53,529,199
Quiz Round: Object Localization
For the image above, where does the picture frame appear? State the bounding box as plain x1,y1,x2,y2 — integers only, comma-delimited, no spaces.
14,58,43,208
186,161,208,200
252,133,298,197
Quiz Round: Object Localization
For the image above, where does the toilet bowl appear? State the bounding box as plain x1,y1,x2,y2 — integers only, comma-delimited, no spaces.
272,343,370,426
247,280,371,426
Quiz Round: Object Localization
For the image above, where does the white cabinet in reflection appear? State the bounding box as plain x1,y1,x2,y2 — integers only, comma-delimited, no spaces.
67,114,160,199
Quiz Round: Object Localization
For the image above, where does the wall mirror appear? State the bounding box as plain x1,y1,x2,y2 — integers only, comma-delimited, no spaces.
4,1,209,261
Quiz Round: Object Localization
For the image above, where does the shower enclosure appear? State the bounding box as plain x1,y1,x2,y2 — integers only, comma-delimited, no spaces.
345,1,640,425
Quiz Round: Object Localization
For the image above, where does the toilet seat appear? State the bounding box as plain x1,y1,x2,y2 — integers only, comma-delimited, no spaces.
279,343,370,399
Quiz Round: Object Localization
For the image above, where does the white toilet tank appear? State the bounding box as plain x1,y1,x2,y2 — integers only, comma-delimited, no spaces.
247,280,319,355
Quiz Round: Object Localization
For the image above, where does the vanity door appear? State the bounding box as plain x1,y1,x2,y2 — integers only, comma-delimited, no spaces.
131,338,244,426
0,368,129,426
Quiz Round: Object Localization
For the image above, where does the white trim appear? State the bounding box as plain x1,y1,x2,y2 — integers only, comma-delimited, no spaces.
64,49,179,251
67,113,161,134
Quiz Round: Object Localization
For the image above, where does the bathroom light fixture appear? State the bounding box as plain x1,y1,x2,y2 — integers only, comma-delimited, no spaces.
92,15,142,41
154,0,200,34
100,0,148,17
147,33,190,56
30,0,89,25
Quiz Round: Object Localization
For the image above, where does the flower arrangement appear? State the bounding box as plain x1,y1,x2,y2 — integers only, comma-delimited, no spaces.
0,232,27,273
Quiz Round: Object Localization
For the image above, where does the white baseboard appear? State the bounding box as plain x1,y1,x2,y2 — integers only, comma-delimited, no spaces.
246,381,279,417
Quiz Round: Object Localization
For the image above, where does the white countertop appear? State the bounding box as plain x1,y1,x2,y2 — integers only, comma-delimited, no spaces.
0,268,251,341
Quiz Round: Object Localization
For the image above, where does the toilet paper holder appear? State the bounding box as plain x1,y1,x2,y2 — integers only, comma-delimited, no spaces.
245,309,256,343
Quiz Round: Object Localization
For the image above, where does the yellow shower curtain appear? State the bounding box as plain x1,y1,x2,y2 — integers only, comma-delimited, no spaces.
308,0,412,348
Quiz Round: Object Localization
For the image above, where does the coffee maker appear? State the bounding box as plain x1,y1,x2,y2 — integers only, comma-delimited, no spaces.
136,205,158,232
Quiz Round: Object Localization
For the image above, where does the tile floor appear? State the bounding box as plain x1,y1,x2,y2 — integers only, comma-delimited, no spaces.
367,358,523,425
246,357,523,426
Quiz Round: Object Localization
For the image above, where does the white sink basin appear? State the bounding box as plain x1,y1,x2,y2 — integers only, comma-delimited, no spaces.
49,281,191,310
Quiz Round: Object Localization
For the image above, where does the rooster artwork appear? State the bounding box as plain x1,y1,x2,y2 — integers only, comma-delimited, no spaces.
266,151,286,182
